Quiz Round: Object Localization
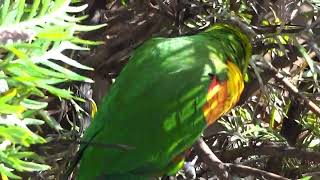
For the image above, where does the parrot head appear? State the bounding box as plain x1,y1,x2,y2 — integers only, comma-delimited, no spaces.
205,23,252,81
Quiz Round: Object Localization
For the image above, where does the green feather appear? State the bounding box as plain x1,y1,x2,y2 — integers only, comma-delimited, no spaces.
95,173,151,180
77,24,251,180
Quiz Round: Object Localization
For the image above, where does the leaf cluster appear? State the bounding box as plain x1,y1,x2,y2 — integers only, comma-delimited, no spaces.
0,0,103,179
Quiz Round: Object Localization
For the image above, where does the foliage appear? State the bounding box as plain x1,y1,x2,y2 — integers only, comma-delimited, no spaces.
1,0,320,179
195,0,320,179
0,0,103,179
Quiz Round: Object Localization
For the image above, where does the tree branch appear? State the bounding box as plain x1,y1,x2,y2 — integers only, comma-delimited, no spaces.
194,139,230,180
194,139,289,180
216,144,320,163
226,163,289,180
266,63,320,117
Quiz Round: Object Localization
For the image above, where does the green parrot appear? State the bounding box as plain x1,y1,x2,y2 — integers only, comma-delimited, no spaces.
77,23,252,179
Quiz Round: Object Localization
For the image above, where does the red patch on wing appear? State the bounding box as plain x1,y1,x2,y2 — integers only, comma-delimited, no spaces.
208,76,218,89
203,76,229,125
203,61,245,126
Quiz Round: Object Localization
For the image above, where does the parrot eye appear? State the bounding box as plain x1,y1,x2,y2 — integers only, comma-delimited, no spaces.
208,73,215,79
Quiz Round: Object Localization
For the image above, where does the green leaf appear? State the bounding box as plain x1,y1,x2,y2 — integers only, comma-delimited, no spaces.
299,176,312,180
23,118,45,125
60,14,88,22
121,0,129,6
15,0,25,23
49,51,93,70
0,125,45,146
36,82,73,98
296,39,318,86
6,62,69,85
0,104,25,115
38,110,63,132
20,99,48,110
27,0,40,20
71,37,105,45
0,0,10,24
0,88,17,103
40,60,93,82
0,89,25,115
0,164,21,179
4,46,27,59
36,26,72,40
37,1,48,16
59,41,89,51
0,0,104,177
0,151,50,172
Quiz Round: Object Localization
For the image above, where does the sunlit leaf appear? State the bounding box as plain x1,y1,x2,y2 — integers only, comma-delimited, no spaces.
23,118,45,125
20,99,48,110
0,164,20,179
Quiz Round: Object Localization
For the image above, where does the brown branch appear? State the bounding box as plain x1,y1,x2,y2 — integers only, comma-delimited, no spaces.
0,29,34,44
194,139,289,180
239,51,315,105
238,54,295,105
148,0,175,18
226,163,289,180
216,144,320,163
252,25,306,34
266,63,320,117
194,139,230,180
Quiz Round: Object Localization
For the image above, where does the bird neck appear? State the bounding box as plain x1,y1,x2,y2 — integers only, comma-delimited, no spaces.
203,24,252,77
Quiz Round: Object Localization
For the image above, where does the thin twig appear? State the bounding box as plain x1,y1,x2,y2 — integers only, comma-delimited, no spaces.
194,139,289,180
217,144,320,163
265,62,320,117
194,139,230,180
226,163,289,180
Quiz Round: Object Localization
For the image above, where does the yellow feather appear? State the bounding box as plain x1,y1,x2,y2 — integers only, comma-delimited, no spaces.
203,61,244,125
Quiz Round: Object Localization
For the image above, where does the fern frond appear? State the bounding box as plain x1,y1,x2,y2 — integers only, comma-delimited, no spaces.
0,0,104,178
